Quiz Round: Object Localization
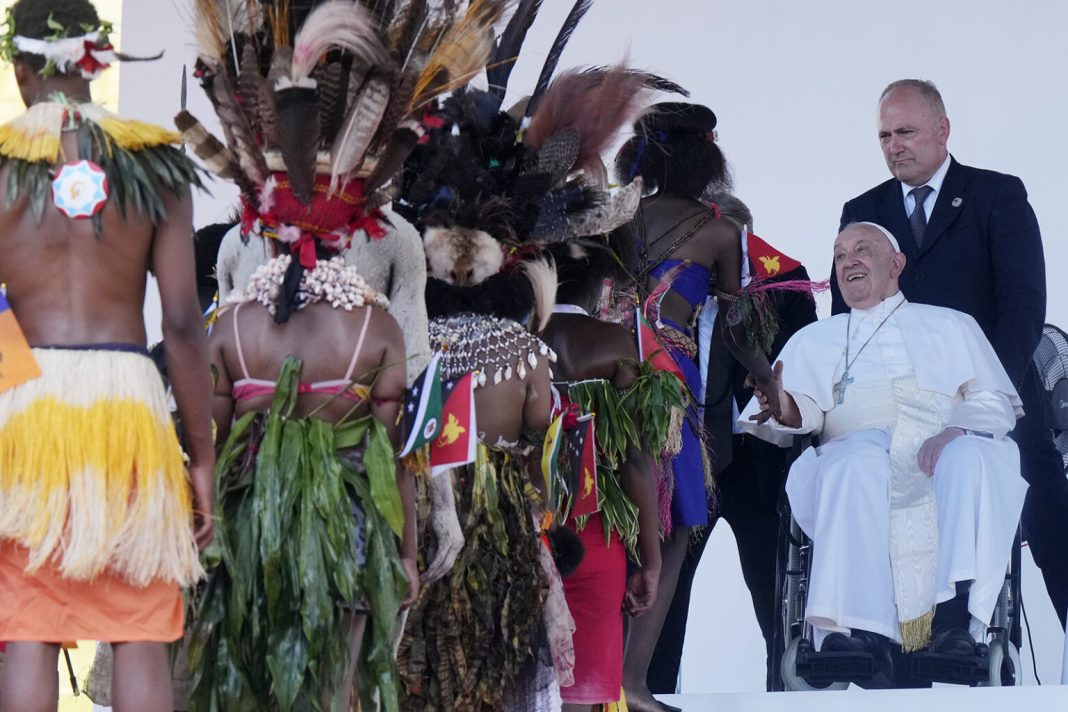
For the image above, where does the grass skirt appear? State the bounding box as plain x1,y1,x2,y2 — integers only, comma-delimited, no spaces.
186,357,408,711
399,444,548,711
0,347,198,642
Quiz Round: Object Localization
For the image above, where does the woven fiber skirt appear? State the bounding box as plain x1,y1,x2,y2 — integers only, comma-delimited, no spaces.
0,346,199,642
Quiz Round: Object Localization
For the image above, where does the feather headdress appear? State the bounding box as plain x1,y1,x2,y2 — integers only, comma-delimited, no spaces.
393,2,686,326
181,0,509,265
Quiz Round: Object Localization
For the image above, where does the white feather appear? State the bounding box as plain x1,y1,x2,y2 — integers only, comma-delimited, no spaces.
522,256,558,333
291,1,390,82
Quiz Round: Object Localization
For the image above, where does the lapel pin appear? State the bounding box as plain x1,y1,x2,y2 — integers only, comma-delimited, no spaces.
951,197,963,207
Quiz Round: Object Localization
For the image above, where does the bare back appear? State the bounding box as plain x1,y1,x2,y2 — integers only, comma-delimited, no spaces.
0,131,163,346
542,314,639,390
635,195,742,326
211,302,407,442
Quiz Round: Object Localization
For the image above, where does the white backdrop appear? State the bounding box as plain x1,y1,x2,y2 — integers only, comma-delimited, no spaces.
120,0,1066,691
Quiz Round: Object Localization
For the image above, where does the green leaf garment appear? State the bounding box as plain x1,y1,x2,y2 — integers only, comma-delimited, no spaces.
397,442,548,711
560,361,688,556
186,358,408,712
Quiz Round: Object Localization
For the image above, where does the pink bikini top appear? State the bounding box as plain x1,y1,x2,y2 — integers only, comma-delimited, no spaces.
230,302,373,404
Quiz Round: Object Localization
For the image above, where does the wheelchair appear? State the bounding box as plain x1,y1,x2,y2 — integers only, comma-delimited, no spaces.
769,437,1024,690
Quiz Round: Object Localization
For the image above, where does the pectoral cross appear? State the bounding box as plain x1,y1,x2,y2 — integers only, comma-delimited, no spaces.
836,371,854,405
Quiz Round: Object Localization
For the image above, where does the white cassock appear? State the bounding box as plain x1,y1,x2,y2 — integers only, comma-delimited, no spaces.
740,292,1027,650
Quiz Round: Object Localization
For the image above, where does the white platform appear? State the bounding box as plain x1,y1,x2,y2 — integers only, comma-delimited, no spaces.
658,685,1067,712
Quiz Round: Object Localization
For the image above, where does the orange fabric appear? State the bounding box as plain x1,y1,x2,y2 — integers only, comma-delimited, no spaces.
0,540,183,642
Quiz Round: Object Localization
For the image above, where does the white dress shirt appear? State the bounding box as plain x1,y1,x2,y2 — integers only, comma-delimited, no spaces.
900,153,952,218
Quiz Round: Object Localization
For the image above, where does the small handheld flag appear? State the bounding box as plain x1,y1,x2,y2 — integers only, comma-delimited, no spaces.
429,372,477,477
400,351,443,456
636,306,685,384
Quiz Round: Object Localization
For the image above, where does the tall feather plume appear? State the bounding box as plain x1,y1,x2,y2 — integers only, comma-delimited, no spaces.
175,110,242,182
275,86,320,203
404,0,507,114
237,41,263,132
191,0,251,70
522,256,557,333
386,0,428,61
201,68,269,192
329,75,391,193
363,119,421,193
486,0,542,104
525,65,649,173
316,61,346,145
289,1,389,83
524,0,593,118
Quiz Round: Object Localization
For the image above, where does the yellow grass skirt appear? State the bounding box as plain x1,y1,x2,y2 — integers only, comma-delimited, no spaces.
0,347,202,588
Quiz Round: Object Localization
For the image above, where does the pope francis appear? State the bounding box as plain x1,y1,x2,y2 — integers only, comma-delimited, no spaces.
741,222,1027,683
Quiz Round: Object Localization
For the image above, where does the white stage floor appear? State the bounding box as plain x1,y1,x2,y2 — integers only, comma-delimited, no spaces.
658,685,1067,712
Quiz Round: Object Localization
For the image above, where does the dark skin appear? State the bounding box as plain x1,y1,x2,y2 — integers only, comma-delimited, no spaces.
210,298,413,708
614,193,780,711
628,194,780,415
0,63,212,712
542,305,664,712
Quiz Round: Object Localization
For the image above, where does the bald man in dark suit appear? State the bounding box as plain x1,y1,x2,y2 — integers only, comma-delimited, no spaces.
837,79,1067,628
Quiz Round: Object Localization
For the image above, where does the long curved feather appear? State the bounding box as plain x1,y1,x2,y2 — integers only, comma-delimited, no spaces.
486,0,542,103
404,0,507,113
329,75,391,193
524,0,593,118
290,1,389,82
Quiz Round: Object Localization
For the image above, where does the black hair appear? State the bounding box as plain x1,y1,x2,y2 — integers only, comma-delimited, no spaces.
551,242,628,308
425,272,534,324
193,222,234,312
615,102,732,200
11,0,101,75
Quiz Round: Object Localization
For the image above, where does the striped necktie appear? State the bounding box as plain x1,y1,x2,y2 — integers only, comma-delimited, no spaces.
908,185,934,249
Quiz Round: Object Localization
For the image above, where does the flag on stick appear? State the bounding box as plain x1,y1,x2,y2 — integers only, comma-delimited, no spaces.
399,351,443,456
567,414,599,518
429,372,477,477
636,306,685,385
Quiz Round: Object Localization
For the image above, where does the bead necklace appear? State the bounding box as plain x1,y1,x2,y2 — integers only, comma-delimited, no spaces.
430,314,557,388
234,255,389,315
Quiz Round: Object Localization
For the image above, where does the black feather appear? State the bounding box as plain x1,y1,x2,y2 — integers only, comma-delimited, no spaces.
524,0,593,118
425,274,534,323
486,0,543,105
274,86,321,204
581,66,690,97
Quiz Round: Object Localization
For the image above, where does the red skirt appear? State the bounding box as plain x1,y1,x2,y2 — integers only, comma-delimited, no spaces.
560,513,627,704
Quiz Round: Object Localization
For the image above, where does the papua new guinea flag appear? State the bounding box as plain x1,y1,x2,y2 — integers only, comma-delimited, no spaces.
399,351,443,456
567,414,600,518
430,372,477,478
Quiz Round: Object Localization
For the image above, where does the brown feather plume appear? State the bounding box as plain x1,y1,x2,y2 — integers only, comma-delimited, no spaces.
175,109,242,183
201,68,269,191
329,75,391,193
316,61,346,146
386,0,429,62
404,0,507,113
524,65,650,173
237,41,263,132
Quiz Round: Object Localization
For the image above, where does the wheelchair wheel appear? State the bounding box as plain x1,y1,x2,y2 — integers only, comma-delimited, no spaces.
983,639,1023,687
780,637,849,691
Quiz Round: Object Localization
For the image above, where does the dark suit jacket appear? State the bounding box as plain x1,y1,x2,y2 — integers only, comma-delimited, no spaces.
835,156,1050,429
705,266,819,472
